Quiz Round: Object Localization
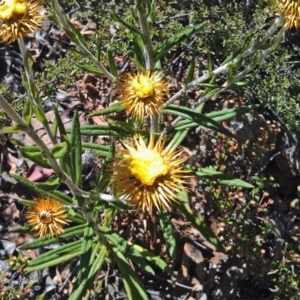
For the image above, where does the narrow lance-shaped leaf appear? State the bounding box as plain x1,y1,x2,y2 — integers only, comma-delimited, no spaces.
76,225,94,286
71,124,134,137
53,106,74,178
154,22,207,61
195,167,254,188
174,190,225,252
175,105,257,130
27,240,83,267
19,224,86,250
99,226,154,274
65,19,88,48
11,173,73,204
0,125,27,135
19,145,51,169
107,47,118,78
76,64,104,76
23,97,32,124
110,245,149,300
70,110,82,188
70,244,107,300
159,209,176,260
51,140,72,159
131,243,175,276
34,176,61,191
111,12,144,37
185,50,196,85
164,105,235,138
25,250,81,273
88,101,125,117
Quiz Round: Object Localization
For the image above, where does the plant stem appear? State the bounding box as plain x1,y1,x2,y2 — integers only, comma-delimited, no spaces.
135,0,157,130
51,0,115,82
18,38,57,146
161,14,285,109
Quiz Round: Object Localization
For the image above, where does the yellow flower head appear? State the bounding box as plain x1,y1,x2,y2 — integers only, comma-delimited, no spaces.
25,197,69,237
111,135,190,214
273,0,300,30
116,70,168,120
0,0,45,43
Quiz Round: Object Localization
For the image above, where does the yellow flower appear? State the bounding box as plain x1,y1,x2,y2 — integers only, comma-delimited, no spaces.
111,135,190,214
273,0,300,30
0,0,45,43
116,70,168,120
25,197,69,237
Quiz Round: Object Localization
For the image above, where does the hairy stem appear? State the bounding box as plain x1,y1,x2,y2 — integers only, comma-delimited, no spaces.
18,38,57,146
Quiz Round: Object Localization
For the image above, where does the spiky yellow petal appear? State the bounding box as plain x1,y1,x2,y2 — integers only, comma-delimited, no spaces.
116,71,168,120
25,197,69,237
111,135,190,215
273,0,300,30
0,0,45,43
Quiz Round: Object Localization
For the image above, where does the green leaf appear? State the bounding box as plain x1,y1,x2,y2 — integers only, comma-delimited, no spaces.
132,36,146,69
88,101,125,117
19,224,86,250
221,48,242,66
25,241,82,272
94,161,114,193
111,12,144,38
205,87,222,99
19,146,51,168
131,243,175,276
154,22,207,61
23,49,34,79
206,105,258,121
76,226,94,285
0,125,27,134
198,83,219,88
11,173,73,204
82,142,111,152
207,50,212,74
70,110,82,188
164,105,234,138
70,244,107,300
23,97,32,124
195,167,254,188
34,176,61,191
159,210,176,260
27,240,83,267
34,105,47,125
107,47,118,78
71,125,134,137
225,81,249,90
185,51,196,85
99,226,154,274
53,106,74,178
174,105,257,131
66,19,88,48
51,141,71,158
174,191,225,252
76,64,104,76
110,245,149,300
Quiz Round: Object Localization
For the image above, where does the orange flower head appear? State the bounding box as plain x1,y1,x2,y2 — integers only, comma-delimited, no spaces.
116,70,168,120
273,0,300,30
111,135,190,214
0,0,45,43
25,197,69,237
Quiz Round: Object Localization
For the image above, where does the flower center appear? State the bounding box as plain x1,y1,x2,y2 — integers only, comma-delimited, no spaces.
133,75,155,99
39,210,54,224
0,0,28,22
130,149,168,186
